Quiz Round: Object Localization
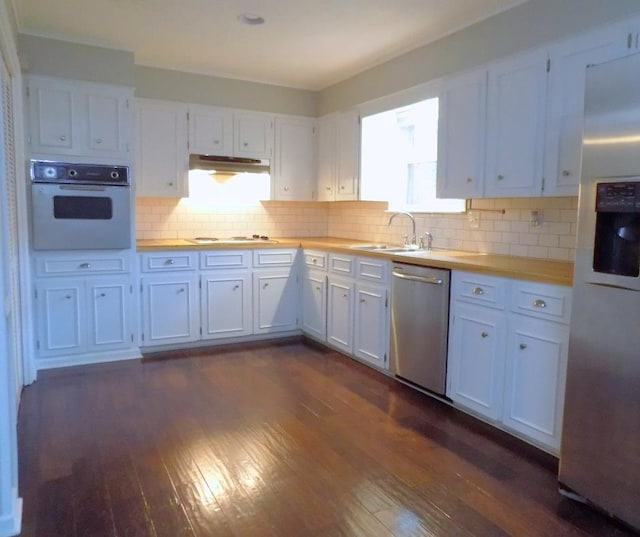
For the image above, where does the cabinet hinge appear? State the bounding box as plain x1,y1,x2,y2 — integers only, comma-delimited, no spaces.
34,289,38,300
126,99,130,109
546,58,551,73
296,275,299,284
199,327,202,335
126,143,130,153
199,279,202,289
129,284,133,294
36,340,40,350
628,32,634,49
187,111,190,121
27,136,31,145
384,353,387,363
25,86,30,98
131,334,134,342
541,177,546,192
385,296,388,308
141,333,144,342
140,282,143,293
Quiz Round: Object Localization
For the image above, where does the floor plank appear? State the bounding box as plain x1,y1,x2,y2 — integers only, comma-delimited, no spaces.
18,340,636,537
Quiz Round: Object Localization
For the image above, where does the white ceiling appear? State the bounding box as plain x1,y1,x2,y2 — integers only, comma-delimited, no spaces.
13,0,527,90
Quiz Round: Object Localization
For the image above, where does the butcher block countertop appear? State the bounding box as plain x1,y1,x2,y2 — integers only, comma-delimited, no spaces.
137,237,574,286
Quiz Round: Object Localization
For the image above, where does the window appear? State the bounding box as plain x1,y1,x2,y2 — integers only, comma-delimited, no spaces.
360,95,465,213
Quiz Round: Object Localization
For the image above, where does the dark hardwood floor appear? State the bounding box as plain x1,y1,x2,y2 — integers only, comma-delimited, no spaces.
17,340,635,537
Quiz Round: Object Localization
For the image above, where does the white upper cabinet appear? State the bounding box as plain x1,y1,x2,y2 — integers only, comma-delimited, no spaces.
136,98,189,197
437,68,487,199
188,104,233,156
484,48,548,198
543,29,623,196
234,111,274,159
26,75,133,161
316,110,360,201
273,116,316,201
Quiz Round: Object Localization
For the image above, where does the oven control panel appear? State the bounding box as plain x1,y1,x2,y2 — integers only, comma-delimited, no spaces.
31,160,130,186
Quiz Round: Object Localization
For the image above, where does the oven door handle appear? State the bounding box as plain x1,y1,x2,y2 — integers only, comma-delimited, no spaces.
59,185,107,192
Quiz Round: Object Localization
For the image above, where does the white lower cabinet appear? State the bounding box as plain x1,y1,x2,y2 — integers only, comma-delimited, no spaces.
502,315,569,450
301,269,327,340
33,252,136,367
353,282,388,368
141,273,200,346
447,270,570,453
201,271,252,339
300,250,390,370
253,269,299,334
327,276,354,353
447,303,506,421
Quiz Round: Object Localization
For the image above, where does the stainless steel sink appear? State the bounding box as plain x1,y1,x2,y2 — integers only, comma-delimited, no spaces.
350,244,425,253
349,244,392,250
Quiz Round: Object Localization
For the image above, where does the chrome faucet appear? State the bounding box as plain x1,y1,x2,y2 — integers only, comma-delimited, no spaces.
420,231,433,251
388,211,416,246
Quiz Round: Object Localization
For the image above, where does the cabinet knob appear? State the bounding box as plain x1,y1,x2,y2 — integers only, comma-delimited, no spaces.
340,185,345,190
283,185,290,191
65,295,72,299
325,186,331,191
312,258,317,264
233,285,239,290
343,293,348,298
59,135,66,141
178,288,185,293
80,262,91,269
315,286,321,291
214,140,220,144
95,138,103,144
243,142,248,147
466,177,472,183
519,343,527,350
360,298,366,303
497,174,504,181
481,331,488,338
168,182,174,187
532,299,546,308
263,282,269,289
98,292,106,298
165,259,176,265
472,286,484,296
562,170,571,177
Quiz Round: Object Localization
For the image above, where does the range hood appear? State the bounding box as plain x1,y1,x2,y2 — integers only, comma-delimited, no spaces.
189,154,270,175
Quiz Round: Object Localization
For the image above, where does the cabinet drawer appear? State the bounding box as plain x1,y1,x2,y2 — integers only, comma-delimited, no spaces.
452,271,507,310
140,252,197,272
303,250,327,271
34,254,129,276
329,253,355,276
200,250,250,270
356,257,389,283
511,282,572,324
253,248,297,267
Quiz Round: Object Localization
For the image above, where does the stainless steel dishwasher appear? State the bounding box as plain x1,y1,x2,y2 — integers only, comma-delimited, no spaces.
390,263,450,395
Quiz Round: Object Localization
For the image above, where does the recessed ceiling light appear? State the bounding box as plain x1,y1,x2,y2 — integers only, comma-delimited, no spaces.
237,13,265,25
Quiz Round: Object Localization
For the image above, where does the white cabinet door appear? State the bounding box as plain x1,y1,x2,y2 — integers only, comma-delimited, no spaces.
437,69,486,199
253,269,299,334
485,49,548,197
502,315,569,451
27,76,133,160
88,276,132,351
28,79,76,154
234,112,274,159
327,276,354,353
335,110,360,200
188,105,233,156
317,114,336,201
35,278,85,357
201,272,252,339
353,282,388,369
273,116,316,200
86,89,131,158
136,98,188,197
301,270,326,341
544,30,622,196
447,303,507,420
141,273,200,346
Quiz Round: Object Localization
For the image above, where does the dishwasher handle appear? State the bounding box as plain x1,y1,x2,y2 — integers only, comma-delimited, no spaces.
392,269,443,285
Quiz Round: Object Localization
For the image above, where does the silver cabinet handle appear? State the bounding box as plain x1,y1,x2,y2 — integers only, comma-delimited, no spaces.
315,286,321,291
243,142,248,147
65,295,72,299
80,262,91,269
95,138,103,144
481,331,488,338
98,292,106,297
232,285,239,290
340,185,345,190
466,177,472,183
311,258,317,264
360,298,366,303
263,283,269,289
519,343,527,350
214,140,220,144
533,299,546,308
177,288,185,293
562,170,571,177
59,135,66,141
164,259,176,265
497,174,504,181
472,286,484,295
326,186,331,191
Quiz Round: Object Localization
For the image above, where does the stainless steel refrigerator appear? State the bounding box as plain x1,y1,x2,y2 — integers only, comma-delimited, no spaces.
559,52,640,532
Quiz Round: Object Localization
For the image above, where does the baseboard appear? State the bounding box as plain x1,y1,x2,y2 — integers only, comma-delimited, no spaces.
0,492,22,537
34,347,142,372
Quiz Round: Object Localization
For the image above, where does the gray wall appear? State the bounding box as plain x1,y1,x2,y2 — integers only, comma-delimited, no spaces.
135,66,317,116
18,34,135,86
318,0,640,114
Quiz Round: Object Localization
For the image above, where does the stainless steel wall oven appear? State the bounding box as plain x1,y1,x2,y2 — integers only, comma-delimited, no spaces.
30,160,132,250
